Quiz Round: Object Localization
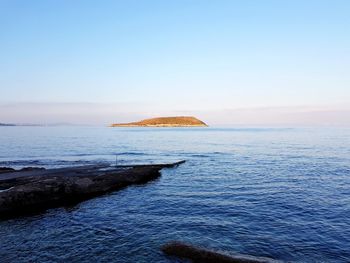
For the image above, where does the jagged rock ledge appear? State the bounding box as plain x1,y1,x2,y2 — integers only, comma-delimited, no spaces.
161,241,282,263
0,161,185,219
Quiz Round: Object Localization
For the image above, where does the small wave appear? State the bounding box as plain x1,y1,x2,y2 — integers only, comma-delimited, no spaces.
189,152,230,157
191,154,210,158
0,160,41,165
0,159,108,169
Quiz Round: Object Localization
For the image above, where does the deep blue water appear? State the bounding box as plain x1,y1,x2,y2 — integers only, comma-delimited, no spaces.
0,127,349,262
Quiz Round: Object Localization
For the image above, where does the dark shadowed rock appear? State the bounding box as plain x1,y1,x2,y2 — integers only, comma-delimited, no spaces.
0,167,45,174
20,167,46,172
0,167,15,174
161,241,282,263
0,161,185,218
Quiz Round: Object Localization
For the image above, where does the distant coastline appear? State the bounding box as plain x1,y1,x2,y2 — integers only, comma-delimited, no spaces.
111,116,208,127
0,123,41,127
0,123,77,127
0,123,16,126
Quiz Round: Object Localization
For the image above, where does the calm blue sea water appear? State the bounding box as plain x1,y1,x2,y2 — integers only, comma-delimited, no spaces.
0,127,349,262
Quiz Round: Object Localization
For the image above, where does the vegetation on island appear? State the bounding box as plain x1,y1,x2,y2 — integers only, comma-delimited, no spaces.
111,116,208,127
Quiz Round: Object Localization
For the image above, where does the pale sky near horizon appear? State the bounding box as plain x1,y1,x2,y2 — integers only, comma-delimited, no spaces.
0,0,349,125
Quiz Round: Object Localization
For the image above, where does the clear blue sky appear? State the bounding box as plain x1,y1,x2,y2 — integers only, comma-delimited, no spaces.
0,0,349,125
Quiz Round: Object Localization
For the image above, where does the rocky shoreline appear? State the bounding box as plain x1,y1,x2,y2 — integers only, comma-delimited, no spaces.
0,161,185,218
0,161,284,262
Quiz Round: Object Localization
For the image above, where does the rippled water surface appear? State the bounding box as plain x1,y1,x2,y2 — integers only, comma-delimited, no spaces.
0,127,350,262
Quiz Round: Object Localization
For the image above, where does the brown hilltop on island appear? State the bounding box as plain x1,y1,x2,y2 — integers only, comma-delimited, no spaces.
111,116,208,127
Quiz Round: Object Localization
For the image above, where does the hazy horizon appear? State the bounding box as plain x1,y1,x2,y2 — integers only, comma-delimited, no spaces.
0,102,349,127
1,1,349,126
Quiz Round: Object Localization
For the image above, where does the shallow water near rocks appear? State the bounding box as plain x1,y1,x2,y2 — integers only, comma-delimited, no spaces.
0,126,350,262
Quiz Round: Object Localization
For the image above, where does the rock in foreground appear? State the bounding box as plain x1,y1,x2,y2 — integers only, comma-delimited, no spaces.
161,241,282,263
0,167,15,174
111,116,208,127
0,161,185,218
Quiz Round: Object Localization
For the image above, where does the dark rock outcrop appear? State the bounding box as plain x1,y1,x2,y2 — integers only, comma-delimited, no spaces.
0,167,15,174
0,161,185,218
20,167,45,172
161,241,281,263
0,167,45,174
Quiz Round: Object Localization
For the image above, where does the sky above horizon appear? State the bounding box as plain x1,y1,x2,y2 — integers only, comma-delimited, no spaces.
1,0,349,126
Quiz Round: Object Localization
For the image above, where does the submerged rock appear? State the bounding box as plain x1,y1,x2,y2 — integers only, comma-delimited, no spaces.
161,241,282,263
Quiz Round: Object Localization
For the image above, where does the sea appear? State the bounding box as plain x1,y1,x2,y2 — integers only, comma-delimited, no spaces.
0,126,349,262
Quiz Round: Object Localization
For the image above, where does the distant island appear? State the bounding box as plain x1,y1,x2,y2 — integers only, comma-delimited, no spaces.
111,116,208,127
